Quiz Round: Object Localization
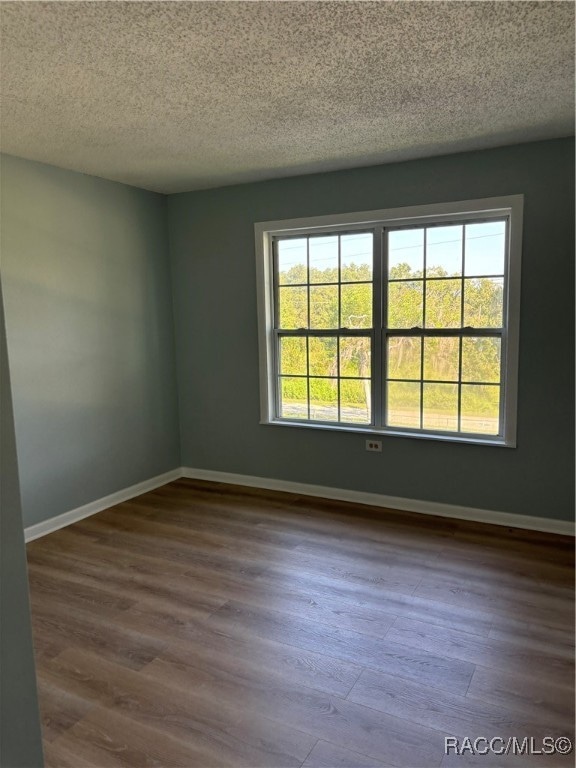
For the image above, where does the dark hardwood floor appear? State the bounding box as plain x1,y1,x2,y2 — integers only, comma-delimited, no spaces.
26,479,575,767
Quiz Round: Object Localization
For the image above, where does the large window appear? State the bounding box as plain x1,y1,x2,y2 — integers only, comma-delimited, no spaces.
256,196,522,446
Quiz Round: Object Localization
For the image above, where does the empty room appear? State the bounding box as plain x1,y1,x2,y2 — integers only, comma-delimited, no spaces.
1,2,574,767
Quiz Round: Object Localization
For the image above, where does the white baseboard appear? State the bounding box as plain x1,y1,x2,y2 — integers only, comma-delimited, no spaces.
181,467,574,537
24,465,574,542
24,468,183,542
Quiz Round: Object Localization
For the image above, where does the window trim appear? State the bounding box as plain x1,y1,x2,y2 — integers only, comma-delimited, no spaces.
255,195,523,447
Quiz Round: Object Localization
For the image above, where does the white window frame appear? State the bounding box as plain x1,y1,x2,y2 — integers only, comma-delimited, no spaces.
255,195,523,447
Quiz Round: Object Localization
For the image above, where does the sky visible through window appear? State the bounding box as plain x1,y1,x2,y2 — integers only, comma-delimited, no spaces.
278,223,505,274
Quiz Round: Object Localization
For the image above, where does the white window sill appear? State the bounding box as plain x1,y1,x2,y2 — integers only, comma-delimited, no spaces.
261,418,514,447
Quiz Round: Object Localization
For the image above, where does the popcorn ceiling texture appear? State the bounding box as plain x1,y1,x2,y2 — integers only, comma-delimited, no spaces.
1,1,574,193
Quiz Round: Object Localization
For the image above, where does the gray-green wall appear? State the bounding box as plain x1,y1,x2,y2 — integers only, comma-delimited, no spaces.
1,154,180,527
2,141,574,530
168,138,575,522
0,283,44,768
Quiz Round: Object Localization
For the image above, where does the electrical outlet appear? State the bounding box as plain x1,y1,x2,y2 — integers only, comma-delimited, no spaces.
365,439,382,452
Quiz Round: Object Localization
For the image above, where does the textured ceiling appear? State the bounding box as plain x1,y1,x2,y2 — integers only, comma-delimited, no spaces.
1,1,574,194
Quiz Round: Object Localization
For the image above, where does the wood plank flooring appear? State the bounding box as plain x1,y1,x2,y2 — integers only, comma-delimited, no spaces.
27,479,575,767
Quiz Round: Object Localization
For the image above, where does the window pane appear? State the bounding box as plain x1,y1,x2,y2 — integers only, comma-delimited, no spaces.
462,338,501,383
279,377,308,419
389,229,424,278
463,277,503,328
310,285,338,328
387,381,421,428
310,235,338,284
279,337,307,376
278,286,308,329
425,279,461,328
387,337,421,380
426,225,462,277
423,337,459,382
341,283,372,328
278,239,307,285
465,221,506,276
341,233,372,283
340,379,371,424
423,383,458,431
461,384,500,435
388,280,423,328
310,378,338,422
309,337,337,376
340,337,371,378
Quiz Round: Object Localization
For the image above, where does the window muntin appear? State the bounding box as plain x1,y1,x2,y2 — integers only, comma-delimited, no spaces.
257,197,521,446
